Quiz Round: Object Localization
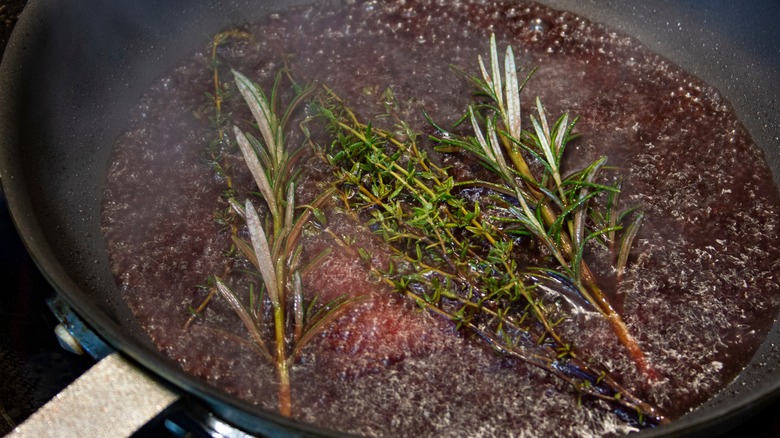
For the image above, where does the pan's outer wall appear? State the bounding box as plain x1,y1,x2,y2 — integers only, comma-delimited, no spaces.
0,0,778,436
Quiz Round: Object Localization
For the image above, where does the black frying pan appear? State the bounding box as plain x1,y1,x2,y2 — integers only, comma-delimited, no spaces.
1,1,779,436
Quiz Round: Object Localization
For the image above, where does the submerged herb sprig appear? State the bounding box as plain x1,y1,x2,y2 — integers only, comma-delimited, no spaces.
186,30,253,324
210,69,362,416
311,35,664,425
435,34,650,377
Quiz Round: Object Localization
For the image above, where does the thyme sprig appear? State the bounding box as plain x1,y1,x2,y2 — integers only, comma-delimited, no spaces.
210,69,362,416
186,30,252,324
321,214,664,425
311,35,663,425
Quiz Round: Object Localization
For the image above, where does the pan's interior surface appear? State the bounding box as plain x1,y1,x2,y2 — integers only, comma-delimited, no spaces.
0,0,778,436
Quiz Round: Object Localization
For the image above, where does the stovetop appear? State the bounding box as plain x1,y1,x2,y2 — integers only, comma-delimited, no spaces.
1,1,779,437
0,199,94,434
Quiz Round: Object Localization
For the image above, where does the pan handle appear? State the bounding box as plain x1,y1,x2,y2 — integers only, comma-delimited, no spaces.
8,352,179,437
8,295,180,437
8,296,257,437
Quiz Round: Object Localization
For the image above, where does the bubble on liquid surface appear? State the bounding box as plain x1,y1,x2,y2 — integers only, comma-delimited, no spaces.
529,17,548,33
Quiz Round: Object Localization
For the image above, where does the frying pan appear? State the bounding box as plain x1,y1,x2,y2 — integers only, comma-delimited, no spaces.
1,0,779,436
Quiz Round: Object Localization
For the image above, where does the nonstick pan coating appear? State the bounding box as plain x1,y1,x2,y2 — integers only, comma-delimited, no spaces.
1,1,778,436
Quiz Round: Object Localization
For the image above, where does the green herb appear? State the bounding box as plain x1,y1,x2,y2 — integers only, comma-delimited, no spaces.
186,30,253,325
223,69,365,416
310,34,664,425
436,34,652,378
194,58,363,416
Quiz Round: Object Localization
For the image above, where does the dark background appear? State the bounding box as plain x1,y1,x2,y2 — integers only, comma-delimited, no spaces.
0,1,778,436
0,1,94,434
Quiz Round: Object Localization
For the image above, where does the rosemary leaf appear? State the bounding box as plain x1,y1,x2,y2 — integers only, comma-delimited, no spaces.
293,271,304,341
214,277,272,360
617,212,645,281
291,295,367,359
231,235,259,269
234,126,277,215
503,44,522,139
244,199,280,308
233,70,279,166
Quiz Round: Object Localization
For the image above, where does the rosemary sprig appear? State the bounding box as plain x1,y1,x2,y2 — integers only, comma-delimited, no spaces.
209,69,362,417
310,35,663,425
435,34,651,378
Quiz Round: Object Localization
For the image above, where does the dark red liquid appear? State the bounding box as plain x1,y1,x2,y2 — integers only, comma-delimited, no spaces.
101,1,780,435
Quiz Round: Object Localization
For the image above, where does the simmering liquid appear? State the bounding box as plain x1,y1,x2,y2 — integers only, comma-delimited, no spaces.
101,1,780,436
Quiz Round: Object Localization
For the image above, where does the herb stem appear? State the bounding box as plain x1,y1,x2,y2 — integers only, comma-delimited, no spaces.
273,304,291,416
